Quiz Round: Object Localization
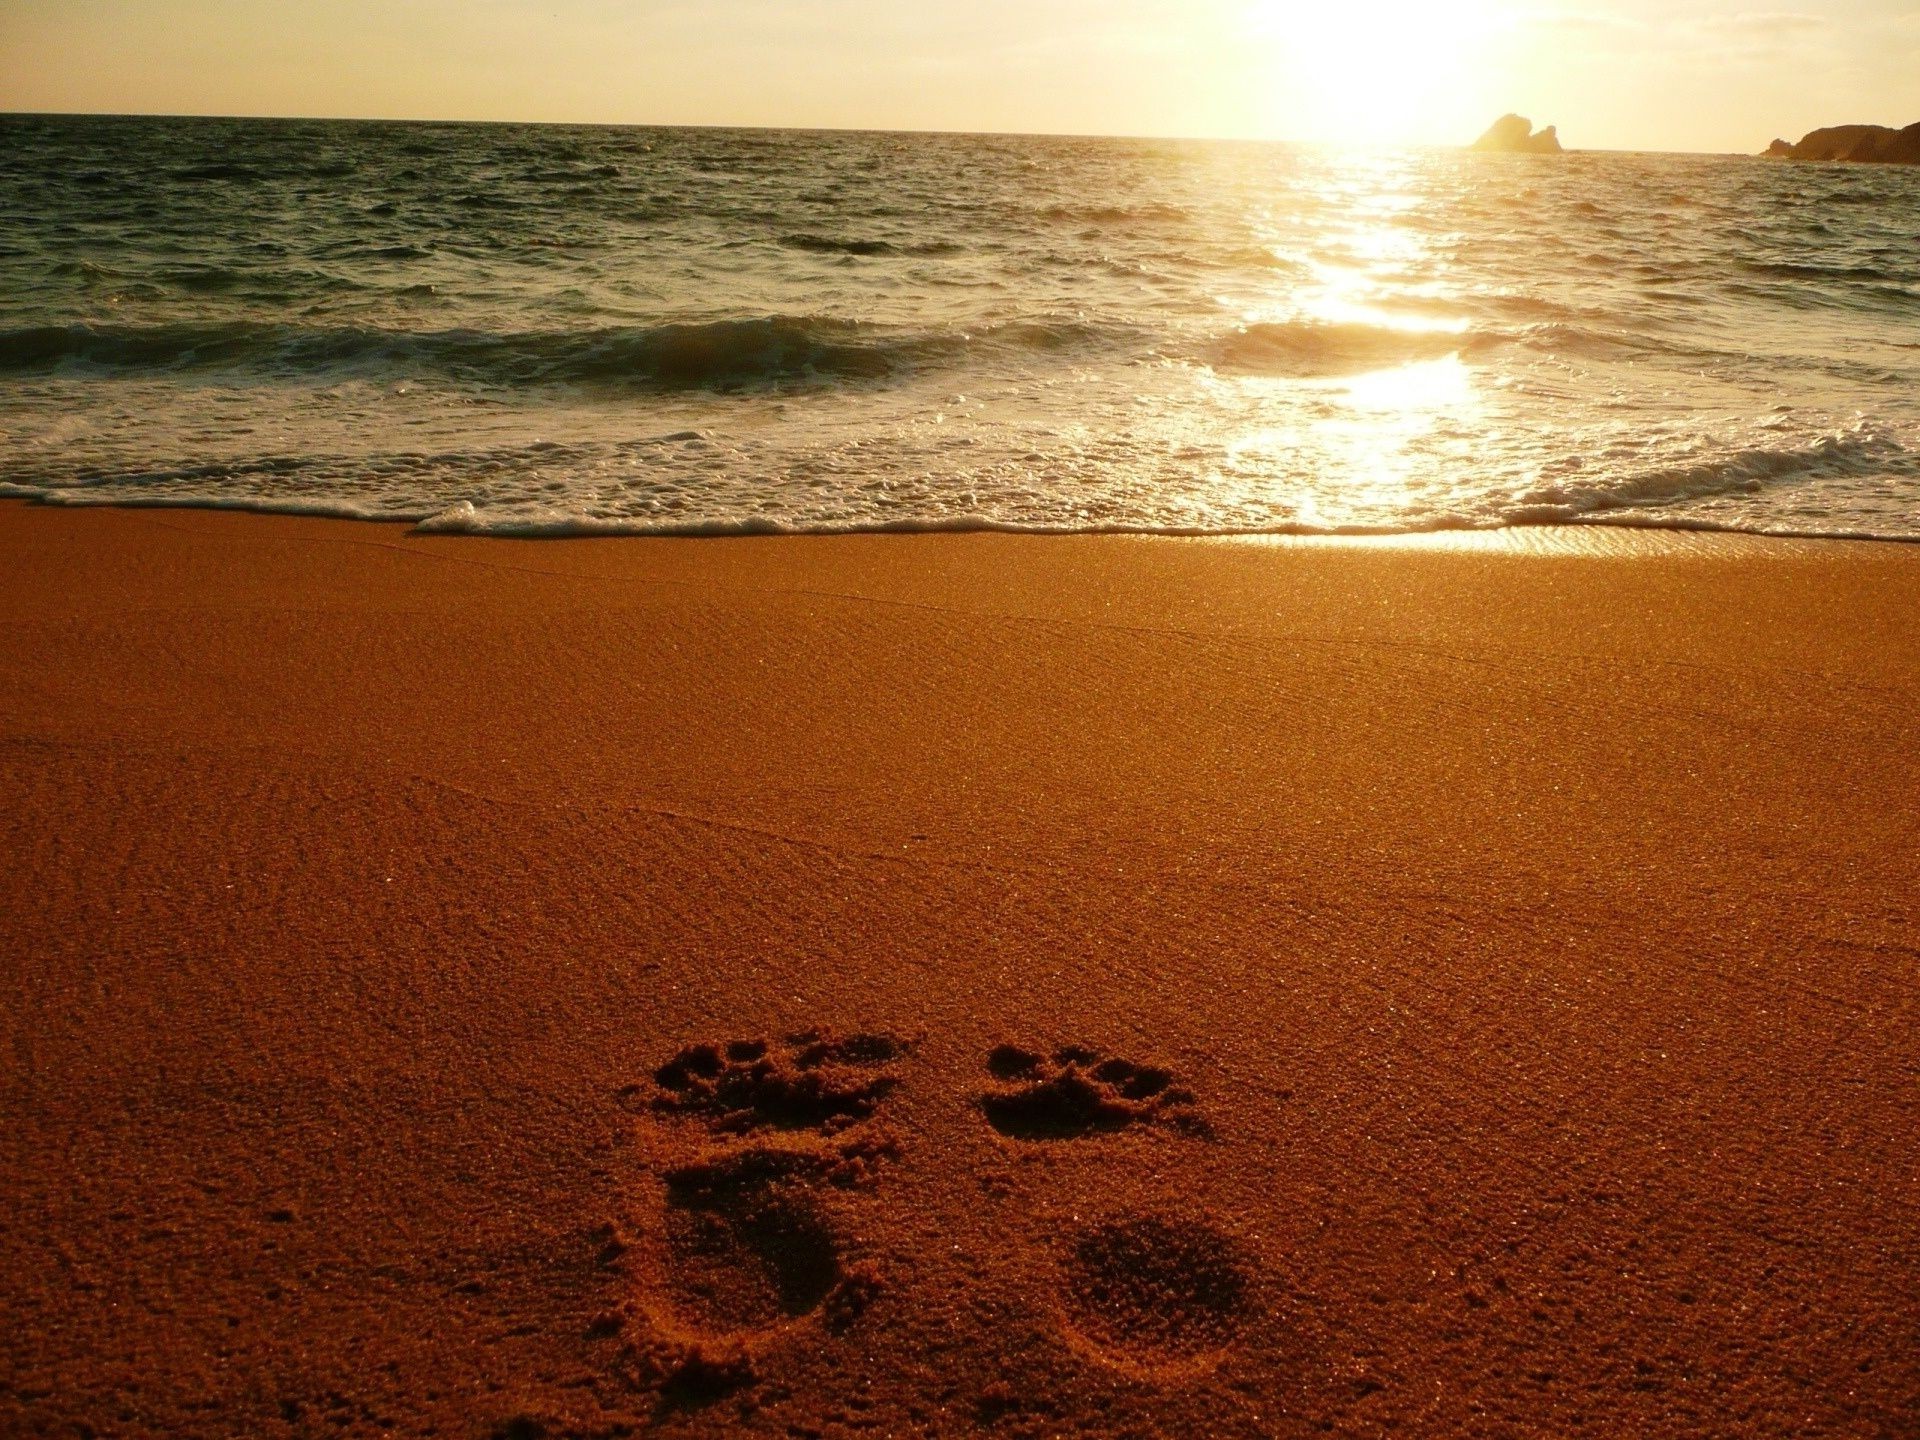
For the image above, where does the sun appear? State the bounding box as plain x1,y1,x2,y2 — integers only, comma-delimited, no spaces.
1244,0,1504,147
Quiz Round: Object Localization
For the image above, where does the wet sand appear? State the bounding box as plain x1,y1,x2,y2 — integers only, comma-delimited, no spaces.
2,501,1917,1438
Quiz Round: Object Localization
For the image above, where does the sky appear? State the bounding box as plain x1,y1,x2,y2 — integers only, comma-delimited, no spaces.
1,0,1915,153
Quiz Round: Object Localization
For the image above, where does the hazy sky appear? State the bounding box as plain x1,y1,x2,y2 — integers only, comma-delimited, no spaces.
2,0,1915,152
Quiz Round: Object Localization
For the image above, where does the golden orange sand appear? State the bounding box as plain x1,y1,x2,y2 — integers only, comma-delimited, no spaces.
1,502,1916,1437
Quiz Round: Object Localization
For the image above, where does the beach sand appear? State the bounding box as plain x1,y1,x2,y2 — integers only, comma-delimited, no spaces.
2,501,1916,1438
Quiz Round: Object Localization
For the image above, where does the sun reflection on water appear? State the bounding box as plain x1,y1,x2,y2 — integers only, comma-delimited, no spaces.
1223,354,1479,526
1209,151,1483,527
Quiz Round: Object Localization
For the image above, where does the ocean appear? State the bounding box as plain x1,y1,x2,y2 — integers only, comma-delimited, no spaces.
2,113,1917,539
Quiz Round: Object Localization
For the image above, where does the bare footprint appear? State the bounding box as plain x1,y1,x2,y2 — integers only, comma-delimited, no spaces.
981,1044,1209,1138
658,1151,850,1319
647,1031,908,1135
977,1047,1250,1382
615,1032,907,1405
1056,1216,1254,1379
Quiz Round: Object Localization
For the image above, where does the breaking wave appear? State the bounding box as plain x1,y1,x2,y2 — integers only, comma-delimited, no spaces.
1504,424,1918,523
0,316,1129,391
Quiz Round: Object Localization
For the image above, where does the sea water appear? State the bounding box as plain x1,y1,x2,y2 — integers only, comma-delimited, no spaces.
2,114,1917,539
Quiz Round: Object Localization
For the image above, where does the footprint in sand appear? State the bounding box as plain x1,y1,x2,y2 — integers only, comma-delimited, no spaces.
650,1032,907,1135
614,1031,907,1403
1055,1215,1255,1378
980,1043,1210,1139
980,1043,1251,1380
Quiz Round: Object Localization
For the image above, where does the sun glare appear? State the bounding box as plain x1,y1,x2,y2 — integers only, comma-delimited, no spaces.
1245,0,1502,147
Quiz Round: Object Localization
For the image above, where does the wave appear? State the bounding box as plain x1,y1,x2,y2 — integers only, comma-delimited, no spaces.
406,509,1920,544
153,265,247,294
0,311,1722,390
4,418,1914,545
1209,320,1470,376
1214,245,1309,273
0,315,1131,391
522,164,621,183
0,318,922,390
1738,259,1897,283
1504,321,1691,359
11,480,1915,546
407,503,1499,539
781,234,896,257
1022,202,1196,227
1502,423,1915,523
779,234,965,257
172,162,264,183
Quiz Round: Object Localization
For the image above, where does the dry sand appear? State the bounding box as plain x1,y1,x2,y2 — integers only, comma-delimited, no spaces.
1,501,1916,1438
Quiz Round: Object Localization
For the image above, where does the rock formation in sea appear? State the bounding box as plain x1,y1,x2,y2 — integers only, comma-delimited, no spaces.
1470,114,1564,154
1763,123,1920,164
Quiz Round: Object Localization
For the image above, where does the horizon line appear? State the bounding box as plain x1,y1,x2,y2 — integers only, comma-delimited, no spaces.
0,107,1749,158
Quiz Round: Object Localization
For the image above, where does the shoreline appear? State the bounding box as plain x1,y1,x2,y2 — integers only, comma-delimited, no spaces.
6,492,1919,549
3,500,1916,1437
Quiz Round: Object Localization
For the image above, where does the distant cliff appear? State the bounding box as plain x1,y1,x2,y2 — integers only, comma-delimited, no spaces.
1764,123,1920,164
1470,115,1563,155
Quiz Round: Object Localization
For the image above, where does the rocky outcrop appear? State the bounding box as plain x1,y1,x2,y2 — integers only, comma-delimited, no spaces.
1763,123,1920,164
1470,114,1563,154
